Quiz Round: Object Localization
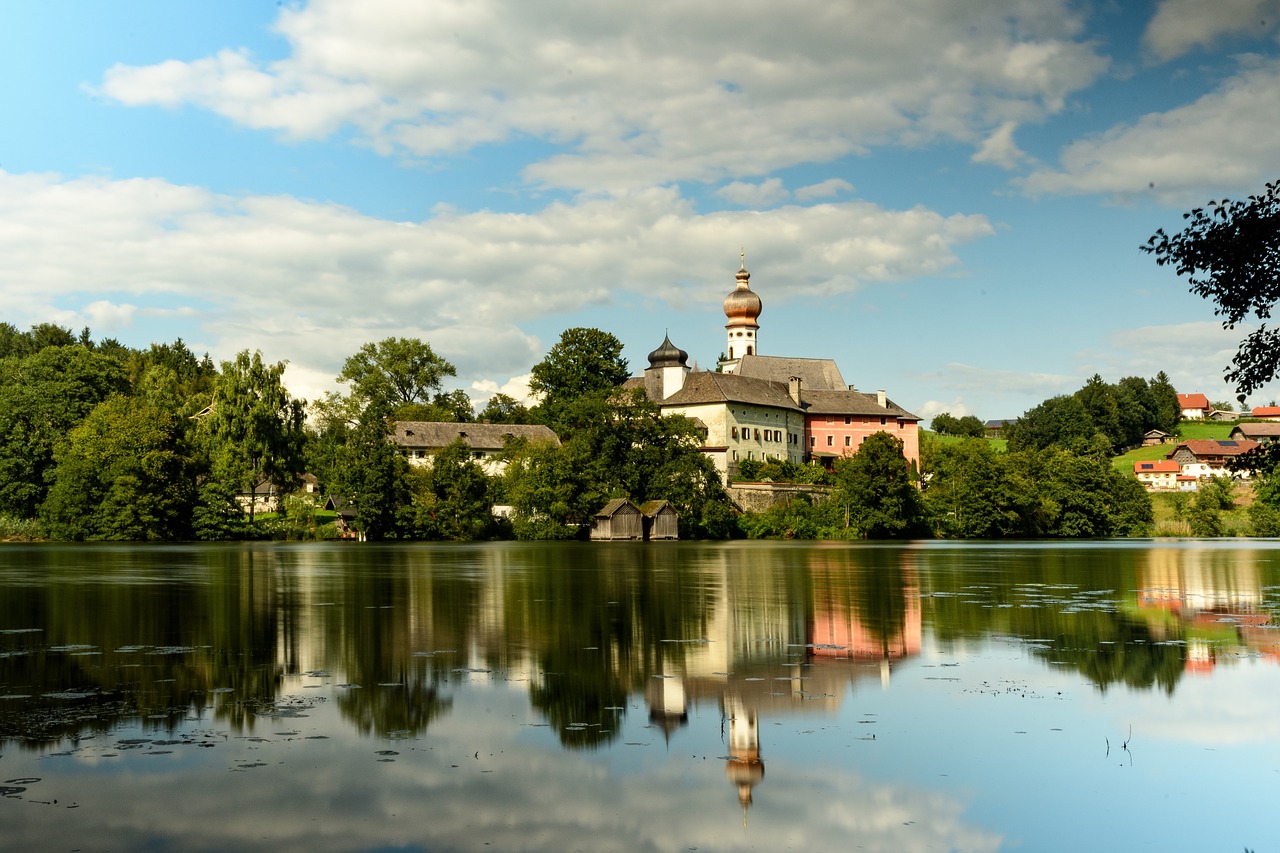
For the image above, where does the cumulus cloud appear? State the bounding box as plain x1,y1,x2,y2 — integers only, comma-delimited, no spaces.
0,170,993,403
1019,59,1280,203
96,0,1109,191
715,178,789,207
794,179,854,201
1144,0,1280,62
970,120,1026,169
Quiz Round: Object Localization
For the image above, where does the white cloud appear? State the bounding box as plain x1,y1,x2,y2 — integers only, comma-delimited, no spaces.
1019,59,1280,203
714,178,789,207
917,362,1075,397
794,179,854,201
97,0,1109,191
1144,0,1280,62
0,170,993,404
970,120,1026,169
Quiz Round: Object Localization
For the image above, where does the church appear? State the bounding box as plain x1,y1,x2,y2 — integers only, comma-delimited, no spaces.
633,255,920,481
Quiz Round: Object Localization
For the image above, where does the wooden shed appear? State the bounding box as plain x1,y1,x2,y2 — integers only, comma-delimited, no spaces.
590,498,644,541
640,500,679,540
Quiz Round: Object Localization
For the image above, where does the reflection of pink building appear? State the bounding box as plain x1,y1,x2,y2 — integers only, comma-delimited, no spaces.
809,595,921,660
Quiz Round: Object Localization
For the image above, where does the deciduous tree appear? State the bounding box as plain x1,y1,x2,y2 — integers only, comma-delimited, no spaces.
1142,179,1280,400
203,350,306,522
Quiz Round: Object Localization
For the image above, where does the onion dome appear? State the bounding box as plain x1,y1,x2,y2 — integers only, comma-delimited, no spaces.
723,254,762,326
647,333,688,368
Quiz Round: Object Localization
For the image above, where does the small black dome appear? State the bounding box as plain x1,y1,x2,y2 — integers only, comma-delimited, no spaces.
648,333,688,368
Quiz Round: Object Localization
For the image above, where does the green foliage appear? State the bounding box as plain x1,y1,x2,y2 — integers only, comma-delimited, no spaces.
40,396,196,540
738,496,836,539
342,401,411,540
0,345,130,517
930,412,985,437
829,433,927,538
529,328,630,431
202,350,307,521
1007,371,1181,456
923,440,1152,538
503,389,732,539
476,393,531,424
337,337,458,410
191,480,250,541
734,456,831,484
402,440,495,540
1143,179,1280,400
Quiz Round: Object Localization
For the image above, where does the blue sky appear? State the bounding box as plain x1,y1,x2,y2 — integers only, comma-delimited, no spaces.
5,0,1280,421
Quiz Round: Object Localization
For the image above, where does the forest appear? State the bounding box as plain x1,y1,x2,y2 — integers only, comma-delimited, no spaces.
0,320,1166,542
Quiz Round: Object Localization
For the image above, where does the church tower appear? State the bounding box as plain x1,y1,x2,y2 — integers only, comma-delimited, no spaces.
719,251,762,374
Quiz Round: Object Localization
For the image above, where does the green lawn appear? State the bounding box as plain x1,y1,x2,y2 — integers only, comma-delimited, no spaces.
1111,419,1236,473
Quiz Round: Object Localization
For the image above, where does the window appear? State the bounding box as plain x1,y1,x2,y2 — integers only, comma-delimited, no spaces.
754,428,761,440
827,435,834,447
880,417,887,425
845,416,851,424
845,435,851,447
810,437,815,447
732,426,738,440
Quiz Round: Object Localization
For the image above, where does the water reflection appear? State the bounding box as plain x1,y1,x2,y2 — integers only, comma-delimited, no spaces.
3,541,1280,851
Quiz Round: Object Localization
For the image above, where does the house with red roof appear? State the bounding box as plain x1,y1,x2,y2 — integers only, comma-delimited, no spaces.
1177,393,1211,420
1249,405,1280,421
1166,439,1261,479
1133,459,1181,491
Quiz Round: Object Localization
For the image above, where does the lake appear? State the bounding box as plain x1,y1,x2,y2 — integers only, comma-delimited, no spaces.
1,540,1277,852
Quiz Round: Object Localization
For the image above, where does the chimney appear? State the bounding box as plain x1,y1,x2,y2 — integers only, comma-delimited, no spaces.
876,389,886,408
788,376,802,406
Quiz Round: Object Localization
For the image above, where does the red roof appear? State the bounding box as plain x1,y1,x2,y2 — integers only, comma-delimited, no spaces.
1134,460,1179,473
1251,406,1280,418
1178,393,1210,410
1168,439,1260,458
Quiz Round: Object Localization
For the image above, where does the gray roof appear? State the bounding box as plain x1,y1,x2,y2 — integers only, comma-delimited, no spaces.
1231,422,1280,437
660,371,803,411
392,421,560,451
800,389,919,421
735,354,846,390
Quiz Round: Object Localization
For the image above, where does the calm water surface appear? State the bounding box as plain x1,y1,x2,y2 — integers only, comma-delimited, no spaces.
1,540,1278,852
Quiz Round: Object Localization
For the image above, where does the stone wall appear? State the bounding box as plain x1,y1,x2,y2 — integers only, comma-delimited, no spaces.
727,481,831,513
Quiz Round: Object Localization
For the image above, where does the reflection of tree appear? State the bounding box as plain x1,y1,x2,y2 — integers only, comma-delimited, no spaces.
513,544,720,748
923,546,1185,693
0,546,285,745
335,679,452,737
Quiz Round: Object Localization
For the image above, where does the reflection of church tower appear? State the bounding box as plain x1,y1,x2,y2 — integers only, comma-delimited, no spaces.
719,251,762,374
644,669,689,742
724,695,764,815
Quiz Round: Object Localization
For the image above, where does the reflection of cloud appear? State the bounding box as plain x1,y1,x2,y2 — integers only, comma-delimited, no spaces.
6,687,1000,853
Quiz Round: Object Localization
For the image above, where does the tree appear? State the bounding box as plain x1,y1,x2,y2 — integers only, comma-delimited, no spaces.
337,337,457,414
0,345,129,517
1005,394,1097,454
404,439,495,540
203,350,306,522
40,396,196,540
829,432,927,539
477,393,531,424
1142,179,1280,400
341,400,410,540
529,328,630,431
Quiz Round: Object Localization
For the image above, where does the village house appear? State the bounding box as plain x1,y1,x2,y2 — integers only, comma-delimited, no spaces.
1133,459,1183,491
631,256,920,481
1178,393,1211,420
1230,422,1280,444
1249,405,1280,421
392,421,559,475
1166,439,1260,480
